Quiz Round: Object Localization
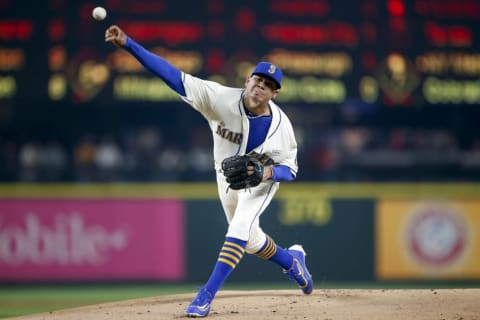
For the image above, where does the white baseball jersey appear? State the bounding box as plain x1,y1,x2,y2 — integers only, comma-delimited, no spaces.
181,73,298,253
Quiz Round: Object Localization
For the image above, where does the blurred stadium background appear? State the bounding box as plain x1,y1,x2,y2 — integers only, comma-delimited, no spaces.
1,0,480,317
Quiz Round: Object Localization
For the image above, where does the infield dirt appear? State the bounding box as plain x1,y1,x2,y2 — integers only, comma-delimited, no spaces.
8,289,480,320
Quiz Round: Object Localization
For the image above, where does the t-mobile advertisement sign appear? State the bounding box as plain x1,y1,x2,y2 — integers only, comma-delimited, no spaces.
0,199,185,281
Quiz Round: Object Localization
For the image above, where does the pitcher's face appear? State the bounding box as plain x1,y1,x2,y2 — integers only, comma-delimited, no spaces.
243,75,279,111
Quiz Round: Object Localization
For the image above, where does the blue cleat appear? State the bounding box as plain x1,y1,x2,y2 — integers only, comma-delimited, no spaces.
185,287,213,317
284,244,314,294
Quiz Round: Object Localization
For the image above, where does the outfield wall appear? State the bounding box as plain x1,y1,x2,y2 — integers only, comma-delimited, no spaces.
0,183,479,283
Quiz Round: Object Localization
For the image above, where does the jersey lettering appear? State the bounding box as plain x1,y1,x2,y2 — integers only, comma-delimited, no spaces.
216,123,242,145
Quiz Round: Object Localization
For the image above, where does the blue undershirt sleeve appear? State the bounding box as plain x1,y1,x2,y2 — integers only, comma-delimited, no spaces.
271,165,295,182
124,37,186,96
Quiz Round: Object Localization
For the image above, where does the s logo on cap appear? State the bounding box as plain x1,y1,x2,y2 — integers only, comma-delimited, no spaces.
268,64,276,74
251,61,283,89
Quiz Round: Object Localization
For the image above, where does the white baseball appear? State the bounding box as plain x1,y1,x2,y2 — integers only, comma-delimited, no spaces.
92,6,107,21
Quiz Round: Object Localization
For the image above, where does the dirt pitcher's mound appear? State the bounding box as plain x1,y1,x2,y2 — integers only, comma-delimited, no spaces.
10,289,480,320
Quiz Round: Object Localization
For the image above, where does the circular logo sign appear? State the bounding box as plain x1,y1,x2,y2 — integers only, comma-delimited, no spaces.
406,204,467,267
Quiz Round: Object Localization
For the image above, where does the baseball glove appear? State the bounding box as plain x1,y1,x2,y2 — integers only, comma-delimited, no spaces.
221,155,264,190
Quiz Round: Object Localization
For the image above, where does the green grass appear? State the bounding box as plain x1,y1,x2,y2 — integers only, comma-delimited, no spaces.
1,282,479,319
0,284,197,319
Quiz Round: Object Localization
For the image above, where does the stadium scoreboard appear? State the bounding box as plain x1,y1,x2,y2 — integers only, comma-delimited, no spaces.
1,0,480,107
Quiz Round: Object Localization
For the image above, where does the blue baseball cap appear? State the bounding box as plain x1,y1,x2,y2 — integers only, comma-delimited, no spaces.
251,61,283,89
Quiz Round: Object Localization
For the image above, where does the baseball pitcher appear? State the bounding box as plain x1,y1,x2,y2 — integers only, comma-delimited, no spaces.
105,25,313,318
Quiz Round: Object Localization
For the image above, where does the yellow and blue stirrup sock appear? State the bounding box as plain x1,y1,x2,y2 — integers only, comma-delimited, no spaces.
204,237,246,296
254,235,293,269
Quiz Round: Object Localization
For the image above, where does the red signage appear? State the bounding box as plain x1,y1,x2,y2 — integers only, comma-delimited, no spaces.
0,198,185,281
